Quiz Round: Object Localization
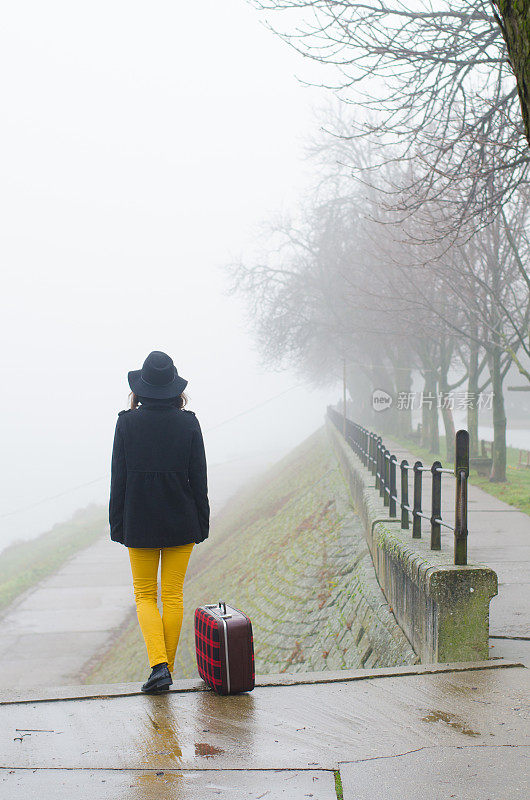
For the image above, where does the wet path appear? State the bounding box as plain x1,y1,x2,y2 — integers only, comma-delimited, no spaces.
383,436,530,661
0,662,527,799
0,536,132,689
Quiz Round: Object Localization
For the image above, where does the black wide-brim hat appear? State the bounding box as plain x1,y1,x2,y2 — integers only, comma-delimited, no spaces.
128,351,188,399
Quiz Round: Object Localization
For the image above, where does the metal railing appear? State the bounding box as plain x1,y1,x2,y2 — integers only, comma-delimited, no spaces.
327,406,470,565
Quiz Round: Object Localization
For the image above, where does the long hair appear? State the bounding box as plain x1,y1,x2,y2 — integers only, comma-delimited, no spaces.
128,391,189,410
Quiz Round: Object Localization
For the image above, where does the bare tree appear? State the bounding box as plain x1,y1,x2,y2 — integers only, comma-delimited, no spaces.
227,160,465,448
384,201,529,481
492,1,530,145
251,1,529,230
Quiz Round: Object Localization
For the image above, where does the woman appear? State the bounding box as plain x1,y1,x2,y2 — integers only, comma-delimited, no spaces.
109,350,209,694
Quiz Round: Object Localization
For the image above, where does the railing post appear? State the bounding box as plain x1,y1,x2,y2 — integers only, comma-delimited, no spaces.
389,455,397,516
375,439,382,490
412,461,423,538
430,461,442,550
379,446,386,499
383,449,390,506
401,459,409,529
454,430,469,565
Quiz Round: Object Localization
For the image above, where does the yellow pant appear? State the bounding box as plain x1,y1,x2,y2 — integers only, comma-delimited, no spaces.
128,543,194,673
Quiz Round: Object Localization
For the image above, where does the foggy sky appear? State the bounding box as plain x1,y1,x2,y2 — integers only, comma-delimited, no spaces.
0,1,336,549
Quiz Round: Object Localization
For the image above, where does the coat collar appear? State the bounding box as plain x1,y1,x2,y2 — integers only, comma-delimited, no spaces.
138,400,179,411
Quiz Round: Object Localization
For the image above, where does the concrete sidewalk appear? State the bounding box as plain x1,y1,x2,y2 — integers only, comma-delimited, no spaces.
382,436,530,663
0,536,133,689
0,661,527,799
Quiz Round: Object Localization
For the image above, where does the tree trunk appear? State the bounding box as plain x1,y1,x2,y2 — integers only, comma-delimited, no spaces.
420,378,430,449
467,338,480,458
420,374,439,452
427,375,439,453
489,342,508,482
439,339,455,462
393,364,413,437
429,397,440,453
493,1,530,148
439,378,456,462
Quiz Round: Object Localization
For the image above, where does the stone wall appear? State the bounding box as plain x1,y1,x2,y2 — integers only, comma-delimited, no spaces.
326,419,498,663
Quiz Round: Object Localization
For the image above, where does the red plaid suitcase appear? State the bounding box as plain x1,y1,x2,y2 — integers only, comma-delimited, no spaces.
194,601,255,695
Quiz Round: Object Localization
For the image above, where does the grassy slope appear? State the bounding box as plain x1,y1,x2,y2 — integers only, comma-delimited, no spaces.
0,504,108,614
387,434,530,516
83,426,416,684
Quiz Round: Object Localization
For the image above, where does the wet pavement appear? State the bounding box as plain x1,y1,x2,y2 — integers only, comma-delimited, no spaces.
0,536,133,689
0,768,337,799
0,662,527,798
340,744,528,800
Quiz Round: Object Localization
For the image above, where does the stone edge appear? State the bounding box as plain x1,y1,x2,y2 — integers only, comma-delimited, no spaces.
0,660,523,705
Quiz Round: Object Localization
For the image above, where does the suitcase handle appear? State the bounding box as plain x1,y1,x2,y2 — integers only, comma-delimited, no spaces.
203,601,232,619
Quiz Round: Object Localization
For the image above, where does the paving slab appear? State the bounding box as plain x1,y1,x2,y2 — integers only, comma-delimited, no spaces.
0,631,106,660
340,744,528,800
489,638,530,664
0,655,92,687
1,666,527,772
0,767,337,800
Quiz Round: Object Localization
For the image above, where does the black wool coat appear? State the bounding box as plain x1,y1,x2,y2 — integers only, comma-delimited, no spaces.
109,401,210,547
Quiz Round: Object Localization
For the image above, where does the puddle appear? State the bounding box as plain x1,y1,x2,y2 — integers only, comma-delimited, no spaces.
421,709,480,736
194,741,225,757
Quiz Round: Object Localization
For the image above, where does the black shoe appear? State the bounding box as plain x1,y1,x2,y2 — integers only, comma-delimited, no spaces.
141,662,173,694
